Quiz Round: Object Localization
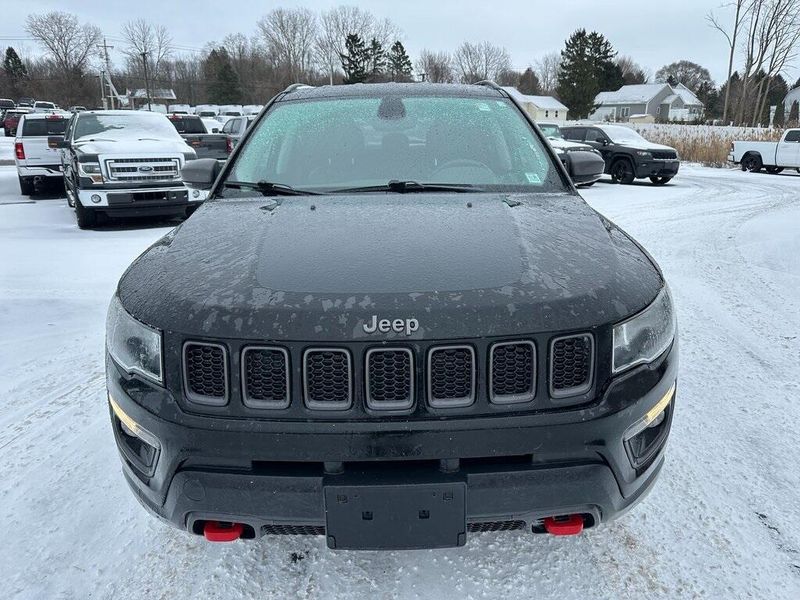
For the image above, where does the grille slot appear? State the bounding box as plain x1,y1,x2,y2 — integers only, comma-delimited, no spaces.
366,348,414,410
651,150,678,160
183,342,228,405
549,334,594,397
241,347,290,408
303,349,352,410
489,341,536,404
468,520,527,533
262,524,325,536
427,345,476,408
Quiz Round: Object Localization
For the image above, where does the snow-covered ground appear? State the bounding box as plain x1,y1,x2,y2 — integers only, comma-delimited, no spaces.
1,165,799,599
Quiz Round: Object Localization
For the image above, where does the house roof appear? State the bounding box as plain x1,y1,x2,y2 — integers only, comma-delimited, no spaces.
595,84,671,105
785,86,800,106
673,83,702,107
501,87,568,111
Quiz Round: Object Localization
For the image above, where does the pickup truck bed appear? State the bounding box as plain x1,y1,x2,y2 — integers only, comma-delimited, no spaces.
14,112,69,194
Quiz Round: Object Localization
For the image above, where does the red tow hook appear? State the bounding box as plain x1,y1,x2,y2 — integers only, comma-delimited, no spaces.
203,521,244,542
543,515,584,536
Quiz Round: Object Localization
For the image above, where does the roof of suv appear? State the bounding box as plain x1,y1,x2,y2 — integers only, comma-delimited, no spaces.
281,82,506,101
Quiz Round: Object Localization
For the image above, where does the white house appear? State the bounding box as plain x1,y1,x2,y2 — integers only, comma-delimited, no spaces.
501,87,569,121
591,83,704,123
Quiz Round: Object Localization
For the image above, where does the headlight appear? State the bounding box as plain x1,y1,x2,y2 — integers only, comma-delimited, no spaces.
612,286,676,374
79,162,101,174
106,295,163,384
635,151,652,158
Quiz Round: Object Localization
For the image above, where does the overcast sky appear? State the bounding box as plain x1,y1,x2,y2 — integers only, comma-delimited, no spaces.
2,0,795,86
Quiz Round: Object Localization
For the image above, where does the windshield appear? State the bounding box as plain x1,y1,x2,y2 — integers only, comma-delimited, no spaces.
601,125,647,144
224,95,565,194
73,113,183,141
538,123,562,139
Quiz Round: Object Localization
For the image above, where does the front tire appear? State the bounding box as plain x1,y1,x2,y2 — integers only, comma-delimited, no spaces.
18,176,34,195
610,158,635,184
741,154,762,172
74,200,97,229
649,176,672,185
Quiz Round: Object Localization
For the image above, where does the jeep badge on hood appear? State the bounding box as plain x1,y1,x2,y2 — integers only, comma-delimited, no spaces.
363,315,420,336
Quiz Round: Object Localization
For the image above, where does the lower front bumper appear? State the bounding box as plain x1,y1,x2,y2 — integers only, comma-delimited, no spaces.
636,160,680,179
75,185,195,216
108,343,677,548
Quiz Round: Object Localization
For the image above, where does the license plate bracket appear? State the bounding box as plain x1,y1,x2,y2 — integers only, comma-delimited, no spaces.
324,482,466,550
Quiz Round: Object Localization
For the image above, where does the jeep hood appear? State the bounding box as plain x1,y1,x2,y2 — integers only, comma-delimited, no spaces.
118,193,663,341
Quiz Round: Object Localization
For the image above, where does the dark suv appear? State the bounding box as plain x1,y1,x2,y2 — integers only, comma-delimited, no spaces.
106,82,678,550
561,124,680,185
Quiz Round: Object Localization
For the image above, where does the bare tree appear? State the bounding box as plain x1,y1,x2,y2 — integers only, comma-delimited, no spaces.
453,41,511,83
25,11,101,74
708,0,754,123
533,51,561,95
121,19,173,77
257,7,318,82
416,49,454,83
316,6,400,84
616,56,649,84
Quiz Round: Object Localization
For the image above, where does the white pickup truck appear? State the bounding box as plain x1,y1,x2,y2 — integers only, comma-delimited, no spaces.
14,112,70,195
728,128,800,173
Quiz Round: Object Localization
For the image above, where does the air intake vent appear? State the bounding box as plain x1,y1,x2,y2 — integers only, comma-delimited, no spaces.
489,341,536,404
183,342,228,405
427,345,475,407
365,348,414,410
550,334,594,397
261,524,325,536
242,347,290,408
303,349,352,410
468,520,527,533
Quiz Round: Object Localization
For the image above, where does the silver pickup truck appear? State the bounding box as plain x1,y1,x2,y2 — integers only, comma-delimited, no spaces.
728,128,800,173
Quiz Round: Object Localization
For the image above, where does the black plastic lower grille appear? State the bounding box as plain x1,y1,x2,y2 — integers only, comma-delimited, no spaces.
490,341,536,403
242,347,289,407
428,346,475,407
468,520,527,533
366,348,414,409
304,349,352,409
184,342,227,404
261,524,325,536
550,334,593,397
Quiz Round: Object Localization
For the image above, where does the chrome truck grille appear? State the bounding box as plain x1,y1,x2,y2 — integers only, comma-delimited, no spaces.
105,157,180,182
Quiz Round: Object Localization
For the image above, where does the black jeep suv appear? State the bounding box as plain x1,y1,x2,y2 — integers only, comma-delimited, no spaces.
561,124,680,185
106,83,678,550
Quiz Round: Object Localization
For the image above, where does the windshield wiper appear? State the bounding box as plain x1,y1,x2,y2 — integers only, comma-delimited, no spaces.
221,180,322,196
333,180,483,194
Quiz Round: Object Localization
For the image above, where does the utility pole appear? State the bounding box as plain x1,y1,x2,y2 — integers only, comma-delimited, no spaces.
141,51,152,111
97,38,115,109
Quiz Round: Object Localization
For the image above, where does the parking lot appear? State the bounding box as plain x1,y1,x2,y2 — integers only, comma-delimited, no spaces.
1,160,798,599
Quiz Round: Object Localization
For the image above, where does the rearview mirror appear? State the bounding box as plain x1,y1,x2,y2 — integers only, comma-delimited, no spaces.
181,158,222,190
48,135,67,149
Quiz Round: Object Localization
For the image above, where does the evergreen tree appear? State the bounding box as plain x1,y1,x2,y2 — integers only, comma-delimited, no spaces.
204,48,242,104
788,101,800,126
773,100,785,128
3,47,28,97
340,34,368,84
556,29,620,119
366,38,386,81
517,67,541,95
387,41,413,82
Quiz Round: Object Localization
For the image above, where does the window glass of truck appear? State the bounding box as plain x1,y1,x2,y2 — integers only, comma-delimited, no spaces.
225,95,565,193
21,118,68,136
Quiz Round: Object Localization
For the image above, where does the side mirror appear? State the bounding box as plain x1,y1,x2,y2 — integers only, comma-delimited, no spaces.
48,135,67,149
211,128,219,133
181,157,221,190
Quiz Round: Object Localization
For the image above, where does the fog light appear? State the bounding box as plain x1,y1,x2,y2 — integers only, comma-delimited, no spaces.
192,189,201,198
624,383,675,468
109,393,160,472
90,194,101,204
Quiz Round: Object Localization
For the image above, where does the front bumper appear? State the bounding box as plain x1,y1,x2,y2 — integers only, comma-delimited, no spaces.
75,185,194,216
108,342,677,548
635,159,680,179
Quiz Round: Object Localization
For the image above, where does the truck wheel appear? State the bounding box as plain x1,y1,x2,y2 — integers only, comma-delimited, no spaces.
649,176,672,185
610,158,635,184
765,167,783,174
741,154,762,172
18,176,34,196
75,200,97,229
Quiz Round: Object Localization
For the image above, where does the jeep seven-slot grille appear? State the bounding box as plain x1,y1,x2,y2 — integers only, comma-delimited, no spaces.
651,150,678,160
242,347,289,408
303,349,352,409
427,346,475,407
366,348,414,410
490,341,536,404
550,334,594,397
183,342,228,405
